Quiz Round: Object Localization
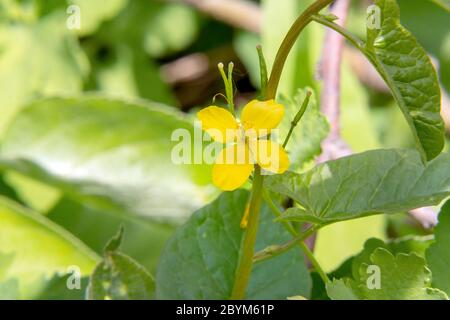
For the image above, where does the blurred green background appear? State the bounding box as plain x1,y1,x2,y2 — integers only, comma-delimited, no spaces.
0,0,449,299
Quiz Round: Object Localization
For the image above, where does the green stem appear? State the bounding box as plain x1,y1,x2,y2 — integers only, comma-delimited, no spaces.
310,14,389,98
231,166,265,299
282,90,312,148
299,242,329,284
262,190,330,284
311,14,365,51
266,0,335,99
253,226,317,263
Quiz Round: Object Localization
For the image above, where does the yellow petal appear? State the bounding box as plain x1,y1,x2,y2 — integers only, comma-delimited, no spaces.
241,100,284,137
212,143,254,191
250,139,290,174
197,106,239,143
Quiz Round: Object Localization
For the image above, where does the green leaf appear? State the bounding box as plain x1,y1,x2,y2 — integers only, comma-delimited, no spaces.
267,149,450,225
430,0,450,13
47,197,175,272
0,174,21,203
0,12,88,134
327,239,448,300
279,89,329,168
104,226,125,253
156,190,311,300
0,196,99,298
426,200,450,295
68,0,128,36
326,279,358,300
0,278,20,300
87,229,155,300
352,248,446,300
0,96,215,222
87,252,155,300
366,0,445,161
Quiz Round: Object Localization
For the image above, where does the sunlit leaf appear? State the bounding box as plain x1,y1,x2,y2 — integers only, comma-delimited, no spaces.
0,196,99,298
0,96,214,222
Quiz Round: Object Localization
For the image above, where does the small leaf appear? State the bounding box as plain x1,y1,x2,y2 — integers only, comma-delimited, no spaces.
426,200,450,295
156,190,311,300
104,226,124,253
267,149,450,225
326,279,358,300
87,251,155,300
328,246,448,300
367,0,445,161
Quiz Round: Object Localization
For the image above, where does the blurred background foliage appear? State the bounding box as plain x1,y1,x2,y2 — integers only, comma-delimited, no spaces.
0,0,449,298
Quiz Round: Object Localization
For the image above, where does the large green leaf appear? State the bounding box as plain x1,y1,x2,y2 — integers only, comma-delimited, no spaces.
47,197,176,272
0,196,99,298
156,190,311,300
366,0,445,160
0,12,88,134
87,228,155,300
266,149,450,225
327,247,448,300
426,200,450,295
0,96,214,222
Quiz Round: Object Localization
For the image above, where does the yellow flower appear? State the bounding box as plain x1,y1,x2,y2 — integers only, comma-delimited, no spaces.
197,100,290,191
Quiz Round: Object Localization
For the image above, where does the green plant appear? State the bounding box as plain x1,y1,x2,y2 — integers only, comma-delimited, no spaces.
0,0,449,300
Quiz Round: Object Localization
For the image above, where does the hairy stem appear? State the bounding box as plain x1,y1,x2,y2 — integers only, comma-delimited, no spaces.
266,0,335,99
231,167,264,299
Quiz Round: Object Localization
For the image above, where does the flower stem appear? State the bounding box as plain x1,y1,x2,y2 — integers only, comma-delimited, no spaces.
266,0,335,99
231,166,265,299
282,90,312,148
